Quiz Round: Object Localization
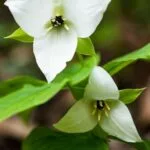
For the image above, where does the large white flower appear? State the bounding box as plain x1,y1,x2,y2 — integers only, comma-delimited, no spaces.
5,0,111,82
54,66,142,143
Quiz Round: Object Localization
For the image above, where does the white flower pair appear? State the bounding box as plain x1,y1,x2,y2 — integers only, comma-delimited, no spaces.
5,0,141,142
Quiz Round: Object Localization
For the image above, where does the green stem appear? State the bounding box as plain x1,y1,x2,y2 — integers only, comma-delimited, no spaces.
76,52,84,65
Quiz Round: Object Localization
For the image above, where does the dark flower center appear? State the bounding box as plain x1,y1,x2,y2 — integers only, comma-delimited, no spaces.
51,16,64,27
96,101,105,110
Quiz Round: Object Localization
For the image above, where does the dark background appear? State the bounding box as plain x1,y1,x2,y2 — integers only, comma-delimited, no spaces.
0,0,150,149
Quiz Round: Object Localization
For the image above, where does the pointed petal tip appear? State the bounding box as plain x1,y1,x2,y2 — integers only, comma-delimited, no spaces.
45,74,56,83
64,0,112,37
33,28,77,83
4,0,10,7
100,101,142,143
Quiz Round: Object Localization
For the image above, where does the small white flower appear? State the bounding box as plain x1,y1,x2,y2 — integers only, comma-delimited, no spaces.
5,0,111,82
54,66,142,143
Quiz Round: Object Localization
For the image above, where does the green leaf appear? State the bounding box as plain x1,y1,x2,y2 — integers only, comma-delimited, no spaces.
0,76,45,97
54,56,98,85
76,38,95,56
0,80,67,122
5,28,33,43
54,100,97,133
23,127,109,150
120,88,145,104
104,44,150,75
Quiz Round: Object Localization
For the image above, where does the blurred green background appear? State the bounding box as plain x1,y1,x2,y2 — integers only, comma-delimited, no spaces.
0,0,150,149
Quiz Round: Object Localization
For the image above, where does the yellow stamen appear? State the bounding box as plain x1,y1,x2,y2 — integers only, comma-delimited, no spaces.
104,109,109,117
64,24,69,31
47,26,53,32
105,102,110,111
98,111,102,121
92,108,97,115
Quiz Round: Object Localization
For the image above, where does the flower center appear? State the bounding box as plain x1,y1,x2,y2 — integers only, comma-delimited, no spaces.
92,100,110,122
51,16,64,27
96,101,105,110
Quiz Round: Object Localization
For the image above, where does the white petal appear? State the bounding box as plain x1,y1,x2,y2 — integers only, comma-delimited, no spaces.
100,101,142,143
84,66,119,101
33,28,77,82
54,100,97,133
63,0,111,38
5,0,53,37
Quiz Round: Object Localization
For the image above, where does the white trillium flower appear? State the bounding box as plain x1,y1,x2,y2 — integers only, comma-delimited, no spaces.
54,66,142,143
5,0,111,82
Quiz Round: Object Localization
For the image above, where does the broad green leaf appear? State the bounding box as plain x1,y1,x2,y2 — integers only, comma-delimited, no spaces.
76,38,95,55
5,28,33,43
104,44,150,75
54,100,97,133
120,88,145,104
54,56,98,85
0,76,45,97
23,127,109,150
0,76,46,122
0,80,67,122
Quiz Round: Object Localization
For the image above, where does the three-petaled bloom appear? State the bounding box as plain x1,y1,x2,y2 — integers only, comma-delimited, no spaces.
54,66,142,143
5,0,111,82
